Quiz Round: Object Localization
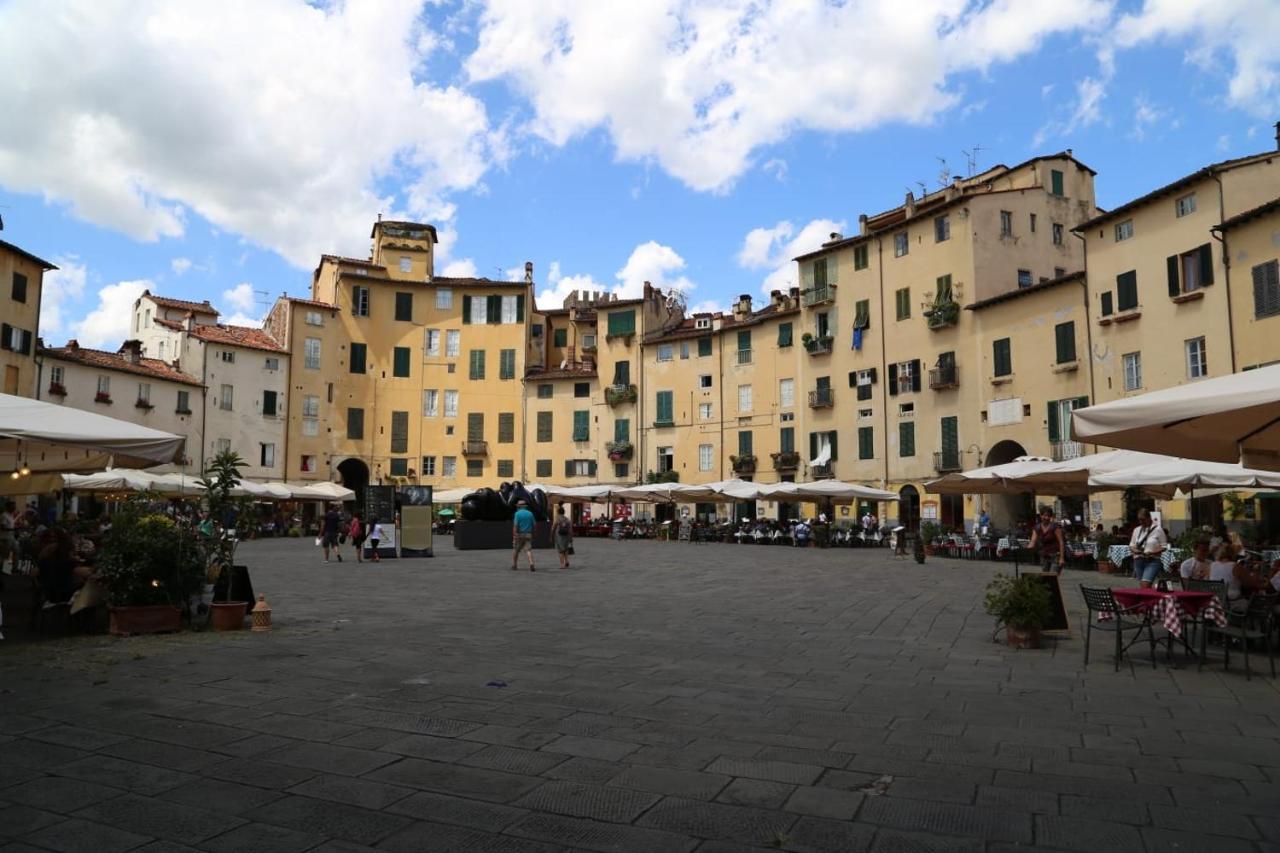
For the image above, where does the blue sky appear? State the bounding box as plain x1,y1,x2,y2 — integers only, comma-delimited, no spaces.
1,0,1277,347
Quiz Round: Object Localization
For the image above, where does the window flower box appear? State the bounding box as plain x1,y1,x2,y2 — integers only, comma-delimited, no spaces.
47,382,67,396
94,392,112,404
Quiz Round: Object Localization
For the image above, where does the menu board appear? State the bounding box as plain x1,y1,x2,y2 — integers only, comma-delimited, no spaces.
365,485,397,558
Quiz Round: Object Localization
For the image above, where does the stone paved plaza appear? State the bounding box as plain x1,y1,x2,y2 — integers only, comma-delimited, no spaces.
2,537,1279,852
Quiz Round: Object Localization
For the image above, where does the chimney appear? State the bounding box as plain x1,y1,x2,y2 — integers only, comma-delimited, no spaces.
858,214,869,236
184,311,195,332
827,232,843,244
524,261,533,284
120,339,142,365
66,339,79,351
733,293,752,321
789,286,800,301
1275,121,1280,151
770,289,783,307
904,191,916,218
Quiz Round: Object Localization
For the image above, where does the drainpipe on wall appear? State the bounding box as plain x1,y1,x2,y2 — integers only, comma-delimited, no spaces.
876,237,890,494
1212,171,1238,373
1072,229,1097,456
199,340,209,472
718,331,725,483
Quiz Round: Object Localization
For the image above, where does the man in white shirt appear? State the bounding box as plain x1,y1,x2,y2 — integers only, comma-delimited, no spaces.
1129,509,1168,588
1179,538,1211,581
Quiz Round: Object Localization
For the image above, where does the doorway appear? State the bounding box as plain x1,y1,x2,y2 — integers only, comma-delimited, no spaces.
983,440,1035,532
336,458,369,506
899,485,921,531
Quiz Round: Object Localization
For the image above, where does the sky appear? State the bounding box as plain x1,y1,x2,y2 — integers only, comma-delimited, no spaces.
1,0,1278,349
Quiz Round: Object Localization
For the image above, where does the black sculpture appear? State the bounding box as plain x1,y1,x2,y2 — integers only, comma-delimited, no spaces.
459,481,549,522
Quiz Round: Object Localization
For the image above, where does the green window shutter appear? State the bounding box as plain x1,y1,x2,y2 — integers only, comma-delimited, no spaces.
809,432,817,461
467,412,484,441
485,295,500,323
347,407,364,440
553,327,567,347
858,426,873,460
1100,292,1113,316
738,430,753,456
395,292,413,322
461,294,471,324
899,422,914,457
813,258,828,288
855,299,870,329
499,349,515,379
393,347,410,377
697,337,712,356
936,274,952,302
498,412,515,443
778,322,792,347
780,427,794,453
516,294,526,321
469,349,485,380
1055,322,1076,363
1117,271,1138,311
1047,401,1061,443
564,460,574,478
910,359,921,392
1051,169,1064,196
941,416,958,455
537,411,552,442
573,410,589,441
993,338,1011,377
1167,255,1181,297
615,418,630,442
607,310,636,336
828,431,838,461
262,390,277,416
888,362,899,396
391,411,409,452
349,342,366,374
613,360,630,385
1198,243,1214,286
656,391,673,424
737,330,751,351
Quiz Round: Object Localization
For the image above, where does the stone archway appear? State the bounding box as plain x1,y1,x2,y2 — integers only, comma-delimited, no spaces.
335,458,369,505
983,440,1034,532
899,485,921,532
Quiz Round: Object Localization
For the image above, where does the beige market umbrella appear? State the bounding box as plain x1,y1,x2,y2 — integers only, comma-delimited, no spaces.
764,480,899,503
926,456,1053,495
0,392,185,472
613,482,717,503
1071,363,1280,471
1088,457,1280,499
1010,450,1169,494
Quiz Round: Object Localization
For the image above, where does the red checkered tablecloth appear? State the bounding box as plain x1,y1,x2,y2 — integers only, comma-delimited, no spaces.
1102,589,1229,639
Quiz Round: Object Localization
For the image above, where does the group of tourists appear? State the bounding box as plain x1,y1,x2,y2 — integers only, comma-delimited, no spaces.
319,504,385,563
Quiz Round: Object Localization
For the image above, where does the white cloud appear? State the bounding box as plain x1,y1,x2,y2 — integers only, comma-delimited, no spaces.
440,259,479,278
74,280,151,348
221,282,256,313
222,312,263,328
39,257,87,338
0,0,503,267
467,0,1111,192
737,218,846,296
170,257,192,275
1127,95,1167,141
1032,75,1108,147
615,241,694,298
762,159,788,182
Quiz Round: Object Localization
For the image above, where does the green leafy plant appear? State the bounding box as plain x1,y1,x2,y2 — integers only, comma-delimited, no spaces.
920,520,941,544
96,495,204,607
645,469,679,484
984,573,1052,630
197,449,246,596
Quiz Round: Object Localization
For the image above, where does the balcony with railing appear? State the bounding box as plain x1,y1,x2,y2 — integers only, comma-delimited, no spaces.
801,284,836,307
811,462,834,479
808,387,834,408
462,439,488,456
771,450,800,471
933,450,962,473
1051,440,1084,462
605,384,637,406
803,335,834,356
731,454,757,475
928,364,959,390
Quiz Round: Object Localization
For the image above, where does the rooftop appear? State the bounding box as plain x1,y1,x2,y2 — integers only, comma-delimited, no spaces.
43,343,204,387
0,238,57,271
370,220,439,242
189,324,286,353
643,301,799,343
965,270,1085,311
1213,195,1280,233
141,292,220,316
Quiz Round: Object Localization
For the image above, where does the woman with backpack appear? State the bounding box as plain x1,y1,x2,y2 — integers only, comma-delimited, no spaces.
349,512,365,563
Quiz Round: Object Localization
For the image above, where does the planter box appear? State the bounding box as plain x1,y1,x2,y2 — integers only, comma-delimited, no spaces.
210,601,247,631
1005,625,1042,649
109,605,182,636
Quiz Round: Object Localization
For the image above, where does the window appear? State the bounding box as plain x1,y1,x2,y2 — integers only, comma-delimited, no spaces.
858,408,873,420
895,288,910,321
936,274,953,303
854,299,870,330
655,390,674,425
816,311,830,339
1047,397,1089,445
220,384,234,411
894,232,909,257
853,244,869,270
1054,321,1076,364
1052,223,1064,246
467,412,485,441
494,459,512,478
607,309,636,337
1114,219,1134,242
573,410,589,441
499,349,516,380
1169,244,1214,296
11,272,27,303
535,411,553,442
780,427,795,453
1252,260,1280,319
614,463,629,478
1029,213,1037,233
262,389,277,416
1176,193,1197,217
305,310,324,327
777,322,793,347
537,384,552,399
467,459,483,477
213,438,231,455
468,349,485,380
465,295,486,325
384,412,408,454
535,459,551,478
1186,337,1207,379
301,418,318,437
135,382,150,405
1100,291,1114,316
657,344,673,362
779,378,795,408
993,338,1012,377
1116,271,1139,312
388,458,408,477
1055,267,1066,278
349,342,367,374
699,444,714,471
399,256,412,274
501,295,519,324
394,292,413,322
352,285,370,316
573,382,589,398
1017,269,1033,288
899,402,914,416
699,374,713,389
1000,211,1013,237
144,309,151,328
424,389,439,417
1123,352,1142,391
393,347,411,378
443,456,457,478
567,459,595,477
444,390,458,417
176,390,191,414
588,334,601,352
698,402,712,420
436,288,453,310
809,430,837,462
858,426,874,460
219,350,235,364
899,421,915,457
423,456,436,476
553,327,568,347
1050,169,1064,197
737,430,753,457
347,407,364,439
854,368,875,401
934,215,950,242
738,384,753,412
445,330,460,357
889,359,920,395
300,454,316,473
697,337,712,357
614,418,631,442
426,329,440,357
96,375,110,397
497,413,514,444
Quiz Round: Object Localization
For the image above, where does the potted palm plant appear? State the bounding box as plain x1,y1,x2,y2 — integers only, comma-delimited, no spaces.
198,450,252,631
984,573,1052,649
920,520,940,556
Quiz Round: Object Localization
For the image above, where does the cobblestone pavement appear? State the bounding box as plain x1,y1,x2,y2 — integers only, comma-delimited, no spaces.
3,537,1279,852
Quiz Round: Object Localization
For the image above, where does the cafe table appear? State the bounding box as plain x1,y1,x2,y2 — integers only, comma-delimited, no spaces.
1106,587,1227,640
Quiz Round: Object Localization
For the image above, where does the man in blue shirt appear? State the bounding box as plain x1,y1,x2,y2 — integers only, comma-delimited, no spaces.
512,500,536,572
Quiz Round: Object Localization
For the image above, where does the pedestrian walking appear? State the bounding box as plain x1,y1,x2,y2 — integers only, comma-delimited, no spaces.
552,506,573,569
512,500,536,572
367,517,383,562
349,511,365,563
321,503,342,562
1028,505,1065,573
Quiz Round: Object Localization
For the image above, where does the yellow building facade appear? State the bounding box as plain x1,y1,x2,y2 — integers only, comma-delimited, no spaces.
1215,196,1280,371
0,238,55,397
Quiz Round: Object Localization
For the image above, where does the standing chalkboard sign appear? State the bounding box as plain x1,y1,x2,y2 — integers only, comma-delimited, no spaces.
365,485,397,559
1021,571,1070,634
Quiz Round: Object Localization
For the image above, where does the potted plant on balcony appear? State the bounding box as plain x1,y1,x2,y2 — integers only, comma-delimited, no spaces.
98,494,205,635
606,441,633,461
135,397,154,410
94,391,112,404
984,573,1052,649
198,449,253,631
730,454,757,474
927,300,960,329
47,381,67,396
605,385,637,406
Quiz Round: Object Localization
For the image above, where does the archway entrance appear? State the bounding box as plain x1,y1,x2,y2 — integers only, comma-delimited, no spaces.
336,458,369,506
899,485,920,532
983,440,1034,532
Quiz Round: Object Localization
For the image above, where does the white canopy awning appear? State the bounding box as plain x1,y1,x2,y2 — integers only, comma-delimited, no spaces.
763,480,899,503
926,456,1053,495
288,481,355,501
1071,363,1280,471
612,482,717,503
1089,457,1280,498
0,392,185,472
701,479,769,501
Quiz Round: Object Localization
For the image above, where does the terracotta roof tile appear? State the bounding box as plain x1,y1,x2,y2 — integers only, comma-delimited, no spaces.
190,324,286,353
525,365,598,381
43,345,204,387
287,296,336,310
320,254,386,270
143,294,220,316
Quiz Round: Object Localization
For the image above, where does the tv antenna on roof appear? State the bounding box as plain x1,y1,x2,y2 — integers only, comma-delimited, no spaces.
914,180,928,197
254,289,270,313
936,157,951,188
962,144,984,177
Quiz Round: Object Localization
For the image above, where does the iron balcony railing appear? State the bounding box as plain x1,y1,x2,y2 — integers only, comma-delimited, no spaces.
808,387,834,408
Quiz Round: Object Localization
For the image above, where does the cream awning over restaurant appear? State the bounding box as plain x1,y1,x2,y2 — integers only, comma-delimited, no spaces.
0,392,185,472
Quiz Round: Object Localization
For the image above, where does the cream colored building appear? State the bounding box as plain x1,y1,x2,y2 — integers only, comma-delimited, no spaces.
38,340,205,471
1,238,56,397
1215,196,1280,371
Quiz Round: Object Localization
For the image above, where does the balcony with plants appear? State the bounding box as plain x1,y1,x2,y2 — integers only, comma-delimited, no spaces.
731,454,757,475
811,462,834,479
923,278,962,331
802,333,834,355
928,364,959,390
933,450,962,473
771,450,800,471
808,387,834,408
801,284,836,307
605,384,637,406
645,469,679,484
606,441,633,461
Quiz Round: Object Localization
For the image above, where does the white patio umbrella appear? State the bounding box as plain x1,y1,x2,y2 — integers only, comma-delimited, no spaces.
0,392,185,472
702,479,768,501
289,481,356,501
764,480,899,503
1012,450,1169,494
229,480,293,500
1071,363,1280,471
926,456,1053,495
1088,457,1280,499
613,482,717,503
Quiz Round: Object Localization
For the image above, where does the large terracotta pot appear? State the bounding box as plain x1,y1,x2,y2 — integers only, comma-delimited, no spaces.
1097,560,1118,574
109,605,182,636
1005,625,1042,649
210,601,247,631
